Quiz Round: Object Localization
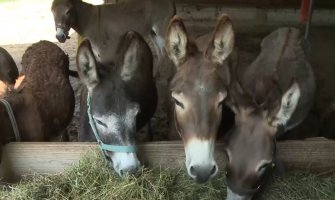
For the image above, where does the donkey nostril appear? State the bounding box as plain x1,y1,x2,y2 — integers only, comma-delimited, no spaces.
210,165,217,176
129,165,139,175
190,166,195,176
119,165,139,177
134,165,139,173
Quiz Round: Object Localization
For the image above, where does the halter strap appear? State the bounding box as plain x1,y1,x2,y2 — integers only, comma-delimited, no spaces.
86,94,137,153
0,99,21,141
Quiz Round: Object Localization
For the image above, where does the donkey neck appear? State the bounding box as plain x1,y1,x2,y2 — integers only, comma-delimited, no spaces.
72,1,96,35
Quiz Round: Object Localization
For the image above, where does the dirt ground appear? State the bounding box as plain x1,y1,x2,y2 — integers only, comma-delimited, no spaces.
1,0,335,142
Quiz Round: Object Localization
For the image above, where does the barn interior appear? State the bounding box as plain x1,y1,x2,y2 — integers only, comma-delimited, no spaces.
0,0,334,198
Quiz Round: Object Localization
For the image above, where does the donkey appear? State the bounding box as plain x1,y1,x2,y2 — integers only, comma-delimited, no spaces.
165,15,235,183
224,28,315,200
0,47,19,86
51,0,175,63
77,31,157,176
0,41,75,161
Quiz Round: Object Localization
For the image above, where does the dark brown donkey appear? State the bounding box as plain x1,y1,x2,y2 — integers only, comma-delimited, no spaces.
77,32,157,176
224,28,315,200
0,41,75,161
165,15,235,183
51,0,175,63
0,47,19,86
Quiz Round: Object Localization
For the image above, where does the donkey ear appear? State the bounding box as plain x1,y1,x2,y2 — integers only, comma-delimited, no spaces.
165,15,188,66
205,14,234,64
271,81,301,127
76,39,100,92
120,31,151,82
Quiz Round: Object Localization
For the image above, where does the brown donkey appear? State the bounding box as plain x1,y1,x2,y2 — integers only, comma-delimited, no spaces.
51,0,175,63
0,41,75,161
165,15,235,183
224,28,315,200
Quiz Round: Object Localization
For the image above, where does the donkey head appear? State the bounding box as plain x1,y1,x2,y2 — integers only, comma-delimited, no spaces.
77,32,150,176
165,15,234,183
51,0,76,43
225,77,301,200
0,47,18,85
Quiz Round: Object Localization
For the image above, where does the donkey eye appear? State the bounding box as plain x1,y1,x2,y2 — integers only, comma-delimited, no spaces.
65,10,71,16
257,162,272,173
173,98,184,109
95,119,107,128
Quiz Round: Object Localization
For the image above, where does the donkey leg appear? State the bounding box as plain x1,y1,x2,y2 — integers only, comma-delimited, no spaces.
46,128,69,142
147,120,153,141
61,129,70,142
274,152,285,178
0,145,2,165
321,106,335,139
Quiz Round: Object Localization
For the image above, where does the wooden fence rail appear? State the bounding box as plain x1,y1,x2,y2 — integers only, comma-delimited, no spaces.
1,138,334,181
104,0,335,8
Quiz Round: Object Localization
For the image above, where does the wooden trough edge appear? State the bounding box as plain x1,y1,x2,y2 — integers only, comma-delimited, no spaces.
1,138,334,181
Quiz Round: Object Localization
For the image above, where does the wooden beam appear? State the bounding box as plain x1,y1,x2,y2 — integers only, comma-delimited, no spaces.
1,139,334,181
175,0,335,9
103,0,335,9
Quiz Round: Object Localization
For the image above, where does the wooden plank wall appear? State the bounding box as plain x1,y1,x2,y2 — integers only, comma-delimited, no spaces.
104,0,335,8
176,0,335,8
1,139,334,181
102,0,335,35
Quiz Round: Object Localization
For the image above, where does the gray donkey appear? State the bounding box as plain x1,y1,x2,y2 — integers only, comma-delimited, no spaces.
77,32,157,176
51,0,175,63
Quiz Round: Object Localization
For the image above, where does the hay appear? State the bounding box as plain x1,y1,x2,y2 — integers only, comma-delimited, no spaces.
0,152,334,200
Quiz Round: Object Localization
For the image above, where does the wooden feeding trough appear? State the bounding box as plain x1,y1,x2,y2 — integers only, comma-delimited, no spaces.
0,138,334,182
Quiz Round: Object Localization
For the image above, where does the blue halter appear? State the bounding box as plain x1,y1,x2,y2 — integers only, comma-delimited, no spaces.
86,94,137,153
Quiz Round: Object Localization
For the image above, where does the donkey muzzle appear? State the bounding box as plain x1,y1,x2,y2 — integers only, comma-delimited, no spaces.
56,27,70,43
185,139,218,183
188,164,218,183
226,187,252,200
110,152,140,177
